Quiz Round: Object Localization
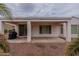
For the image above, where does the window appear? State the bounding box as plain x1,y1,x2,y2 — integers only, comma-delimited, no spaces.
60,25,63,34
39,25,51,34
77,25,79,34
71,25,77,34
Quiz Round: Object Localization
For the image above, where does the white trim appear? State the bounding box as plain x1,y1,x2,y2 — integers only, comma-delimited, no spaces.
4,23,16,26
1,19,70,22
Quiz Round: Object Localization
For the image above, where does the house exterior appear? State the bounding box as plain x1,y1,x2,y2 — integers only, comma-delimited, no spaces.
0,16,79,42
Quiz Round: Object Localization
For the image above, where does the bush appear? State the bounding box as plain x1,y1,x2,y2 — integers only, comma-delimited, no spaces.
65,38,79,56
0,34,9,53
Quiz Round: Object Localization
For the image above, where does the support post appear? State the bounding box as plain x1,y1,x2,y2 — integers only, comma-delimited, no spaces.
66,21,71,42
63,23,66,37
0,21,4,34
27,21,31,42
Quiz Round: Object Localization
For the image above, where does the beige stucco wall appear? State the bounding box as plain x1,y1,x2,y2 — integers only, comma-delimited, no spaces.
62,18,79,38
31,22,61,37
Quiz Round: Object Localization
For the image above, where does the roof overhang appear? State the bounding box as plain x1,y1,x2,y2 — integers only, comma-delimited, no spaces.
0,17,72,23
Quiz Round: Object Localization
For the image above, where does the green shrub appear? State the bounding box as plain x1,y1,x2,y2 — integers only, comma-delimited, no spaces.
65,38,79,56
0,34,9,53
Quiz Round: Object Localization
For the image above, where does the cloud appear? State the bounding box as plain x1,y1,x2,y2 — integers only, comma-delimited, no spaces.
19,3,35,13
5,3,79,17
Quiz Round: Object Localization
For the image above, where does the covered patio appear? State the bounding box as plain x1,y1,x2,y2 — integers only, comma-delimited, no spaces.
0,17,72,43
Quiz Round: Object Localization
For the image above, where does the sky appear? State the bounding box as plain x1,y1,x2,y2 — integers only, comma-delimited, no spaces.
4,3,79,17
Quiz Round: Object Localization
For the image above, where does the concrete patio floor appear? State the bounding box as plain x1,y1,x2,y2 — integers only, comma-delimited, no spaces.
7,37,66,43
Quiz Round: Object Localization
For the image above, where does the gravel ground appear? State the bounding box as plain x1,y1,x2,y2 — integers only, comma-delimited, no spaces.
8,42,66,56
